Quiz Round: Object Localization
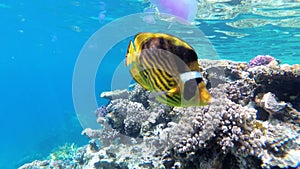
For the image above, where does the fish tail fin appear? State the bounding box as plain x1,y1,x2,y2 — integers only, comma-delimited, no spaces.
129,64,151,90
126,40,136,66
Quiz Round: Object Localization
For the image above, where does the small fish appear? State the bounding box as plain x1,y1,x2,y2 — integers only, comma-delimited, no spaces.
126,32,211,107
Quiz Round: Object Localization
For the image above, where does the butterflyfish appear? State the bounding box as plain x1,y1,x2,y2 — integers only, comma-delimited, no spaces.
126,32,211,107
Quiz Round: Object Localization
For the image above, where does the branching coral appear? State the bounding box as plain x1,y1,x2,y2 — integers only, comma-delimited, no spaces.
260,121,300,168
165,87,263,158
105,99,150,137
223,79,256,106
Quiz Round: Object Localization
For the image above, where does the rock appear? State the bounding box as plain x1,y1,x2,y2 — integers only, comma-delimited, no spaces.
100,89,129,100
206,66,227,88
89,139,100,152
259,92,287,115
256,92,300,123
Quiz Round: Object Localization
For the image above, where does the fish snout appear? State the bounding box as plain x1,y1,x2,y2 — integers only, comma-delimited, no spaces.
198,82,212,105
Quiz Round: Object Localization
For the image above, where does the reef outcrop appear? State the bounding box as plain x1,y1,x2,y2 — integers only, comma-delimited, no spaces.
20,59,300,169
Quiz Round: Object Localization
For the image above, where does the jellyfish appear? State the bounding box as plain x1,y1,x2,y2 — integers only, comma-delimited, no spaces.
149,0,198,22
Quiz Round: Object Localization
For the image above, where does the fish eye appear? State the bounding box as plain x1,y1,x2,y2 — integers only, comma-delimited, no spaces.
183,79,198,100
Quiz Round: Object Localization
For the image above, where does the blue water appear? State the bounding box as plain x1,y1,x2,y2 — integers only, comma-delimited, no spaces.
0,0,299,169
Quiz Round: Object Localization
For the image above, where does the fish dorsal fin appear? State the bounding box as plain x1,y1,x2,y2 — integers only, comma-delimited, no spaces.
165,34,193,50
134,32,155,51
134,32,194,52
127,33,158,66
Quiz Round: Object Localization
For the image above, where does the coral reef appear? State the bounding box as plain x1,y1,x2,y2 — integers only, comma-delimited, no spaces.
19,143,79,169
94,105,108,117
20,58,300,169
250,61,300,111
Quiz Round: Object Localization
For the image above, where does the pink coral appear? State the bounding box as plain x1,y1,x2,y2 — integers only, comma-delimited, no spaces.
248,55,276,68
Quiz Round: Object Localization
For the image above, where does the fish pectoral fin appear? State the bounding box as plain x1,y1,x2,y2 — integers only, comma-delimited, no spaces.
167,87,179,96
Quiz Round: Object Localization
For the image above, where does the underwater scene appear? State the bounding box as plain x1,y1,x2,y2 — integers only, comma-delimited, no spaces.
1,0,299,169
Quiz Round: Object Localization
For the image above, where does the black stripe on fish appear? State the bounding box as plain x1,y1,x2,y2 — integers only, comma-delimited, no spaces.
142,52,167,91
141,50,174,91
144,49,171,79
173,46,198,73
142,37,198,74
183,77,203,100
167,93,181,105
142,39,179,85
156,48,179,80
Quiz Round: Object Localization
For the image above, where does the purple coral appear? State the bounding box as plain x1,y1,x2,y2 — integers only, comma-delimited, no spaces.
94,105,107,117
248,55,275,68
